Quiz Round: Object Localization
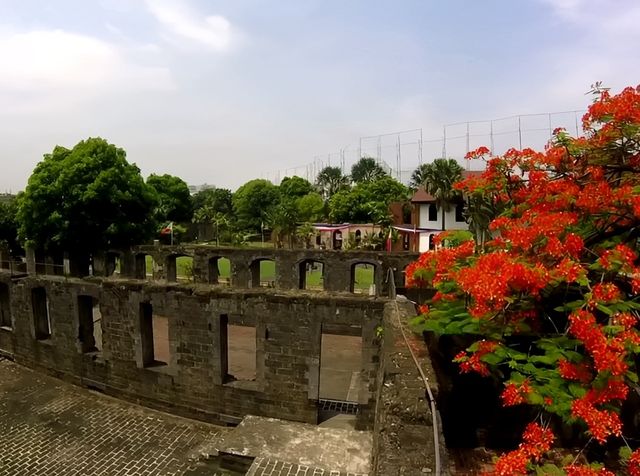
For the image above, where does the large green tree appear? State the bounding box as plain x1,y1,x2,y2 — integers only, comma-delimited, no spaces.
409,163,430,190
422,158,464,230
17,138,157,254
192,187,234,244
279,176,313,199
232,179,280,233
329,176,407,224
0,196,21,254
147,173,193,223
315,166,350,200
296,192,324,223
350,156,388,183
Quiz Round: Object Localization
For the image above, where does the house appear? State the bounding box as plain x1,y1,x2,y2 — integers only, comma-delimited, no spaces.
405,170,483,252
312,223,384,250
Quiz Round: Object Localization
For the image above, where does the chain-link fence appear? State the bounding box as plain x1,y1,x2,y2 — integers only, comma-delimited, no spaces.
263,110,586,186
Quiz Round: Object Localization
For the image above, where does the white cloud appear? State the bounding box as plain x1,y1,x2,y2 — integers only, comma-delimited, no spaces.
0,28,174,113
144,0,232,51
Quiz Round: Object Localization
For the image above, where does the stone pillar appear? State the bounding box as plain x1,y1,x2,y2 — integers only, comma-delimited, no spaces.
324,259,350,293
25,247,36,275
275,253,297,290
92,252,107,277
231,257,250,288
191,252,208,284
165,255,177,282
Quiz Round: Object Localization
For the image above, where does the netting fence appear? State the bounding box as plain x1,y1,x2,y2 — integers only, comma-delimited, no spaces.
262,110,586,186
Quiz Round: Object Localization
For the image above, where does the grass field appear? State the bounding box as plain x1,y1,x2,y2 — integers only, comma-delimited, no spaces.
146,255,374,290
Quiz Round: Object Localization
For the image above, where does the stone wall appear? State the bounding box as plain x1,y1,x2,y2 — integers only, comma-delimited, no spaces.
372,299,448,475
0,273,385,428
100,245,419,296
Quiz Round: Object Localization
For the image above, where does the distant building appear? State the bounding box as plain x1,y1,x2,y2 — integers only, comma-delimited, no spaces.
188,184,215,195
403,170,483,252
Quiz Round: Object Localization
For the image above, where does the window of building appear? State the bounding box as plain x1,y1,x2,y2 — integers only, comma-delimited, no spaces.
78,296,101,353
428,203,438,221
220,314,256,382
0,283,11,328
139,302,169,367
455,202,466,222
32,287,51,340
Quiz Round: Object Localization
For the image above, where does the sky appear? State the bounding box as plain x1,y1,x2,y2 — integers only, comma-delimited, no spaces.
0,0,638,192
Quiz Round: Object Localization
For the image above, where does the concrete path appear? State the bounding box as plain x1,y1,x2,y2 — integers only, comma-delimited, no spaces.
0,358,229,476
222,415,371,475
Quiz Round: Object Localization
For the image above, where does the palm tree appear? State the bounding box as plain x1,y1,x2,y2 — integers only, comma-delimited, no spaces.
315,166,350,200
409,163,431,190
350,157,388,183
422,158,464,230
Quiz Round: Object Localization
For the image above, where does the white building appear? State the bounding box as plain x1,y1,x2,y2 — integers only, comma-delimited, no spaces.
409,171,482,252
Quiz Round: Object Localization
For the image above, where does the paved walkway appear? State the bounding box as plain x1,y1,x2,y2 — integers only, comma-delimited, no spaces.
0,358,229,476
222,416,371,476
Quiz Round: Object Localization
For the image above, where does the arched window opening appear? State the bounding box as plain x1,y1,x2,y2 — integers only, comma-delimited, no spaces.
298,260,324,290
249,259,276,288
350,263,376,294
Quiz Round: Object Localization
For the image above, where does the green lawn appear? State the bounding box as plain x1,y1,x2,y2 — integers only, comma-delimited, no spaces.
146,255,374,290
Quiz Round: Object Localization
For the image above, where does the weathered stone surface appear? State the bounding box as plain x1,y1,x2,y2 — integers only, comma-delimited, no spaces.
0,358,229,476
0,272,385,428
222,415,371,474
371,300,449,475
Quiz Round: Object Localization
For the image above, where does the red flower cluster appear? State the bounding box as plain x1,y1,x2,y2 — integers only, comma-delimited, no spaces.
501,380,531,406
590,283,621,306
454,340,498,377
489,422,554,475
571,397,622,443
568,310,631,376
629,448,640,476
564,465,615,476
558,359,592,383
465,145,491,160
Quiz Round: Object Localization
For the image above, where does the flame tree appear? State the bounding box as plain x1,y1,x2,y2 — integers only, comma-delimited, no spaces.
407,85,640,475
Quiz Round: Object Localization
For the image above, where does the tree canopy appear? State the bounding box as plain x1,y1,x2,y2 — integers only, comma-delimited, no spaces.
409,163,430,190
329,176,407,224
407,85,640,475
232,179,280,233
147,173,193,223
17,138,157,253
350,156,388,183
315,166,349,200
0,196,21,254
279,176,313,199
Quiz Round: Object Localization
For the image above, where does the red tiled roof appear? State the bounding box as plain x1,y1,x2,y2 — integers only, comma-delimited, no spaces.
410,187,435,203
462,170,484,179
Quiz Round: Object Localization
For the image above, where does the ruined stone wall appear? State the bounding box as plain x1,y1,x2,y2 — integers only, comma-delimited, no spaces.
0,273,384,428
372,300,449,475
112,245,418,296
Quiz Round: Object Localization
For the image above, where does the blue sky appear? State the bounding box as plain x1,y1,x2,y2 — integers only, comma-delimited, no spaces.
0,0,638,192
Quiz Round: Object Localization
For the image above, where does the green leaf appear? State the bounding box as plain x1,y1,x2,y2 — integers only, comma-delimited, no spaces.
596,303,614,316
535,464,565,475
619,446,632,462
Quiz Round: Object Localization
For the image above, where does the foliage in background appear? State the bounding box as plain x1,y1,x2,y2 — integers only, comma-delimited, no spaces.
407,85,640,475
350,156,388,183
232,178,280,234
329,175,408,224
146,173,193,224
315,166,350,200
17,138,157,253
0,196,21,254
